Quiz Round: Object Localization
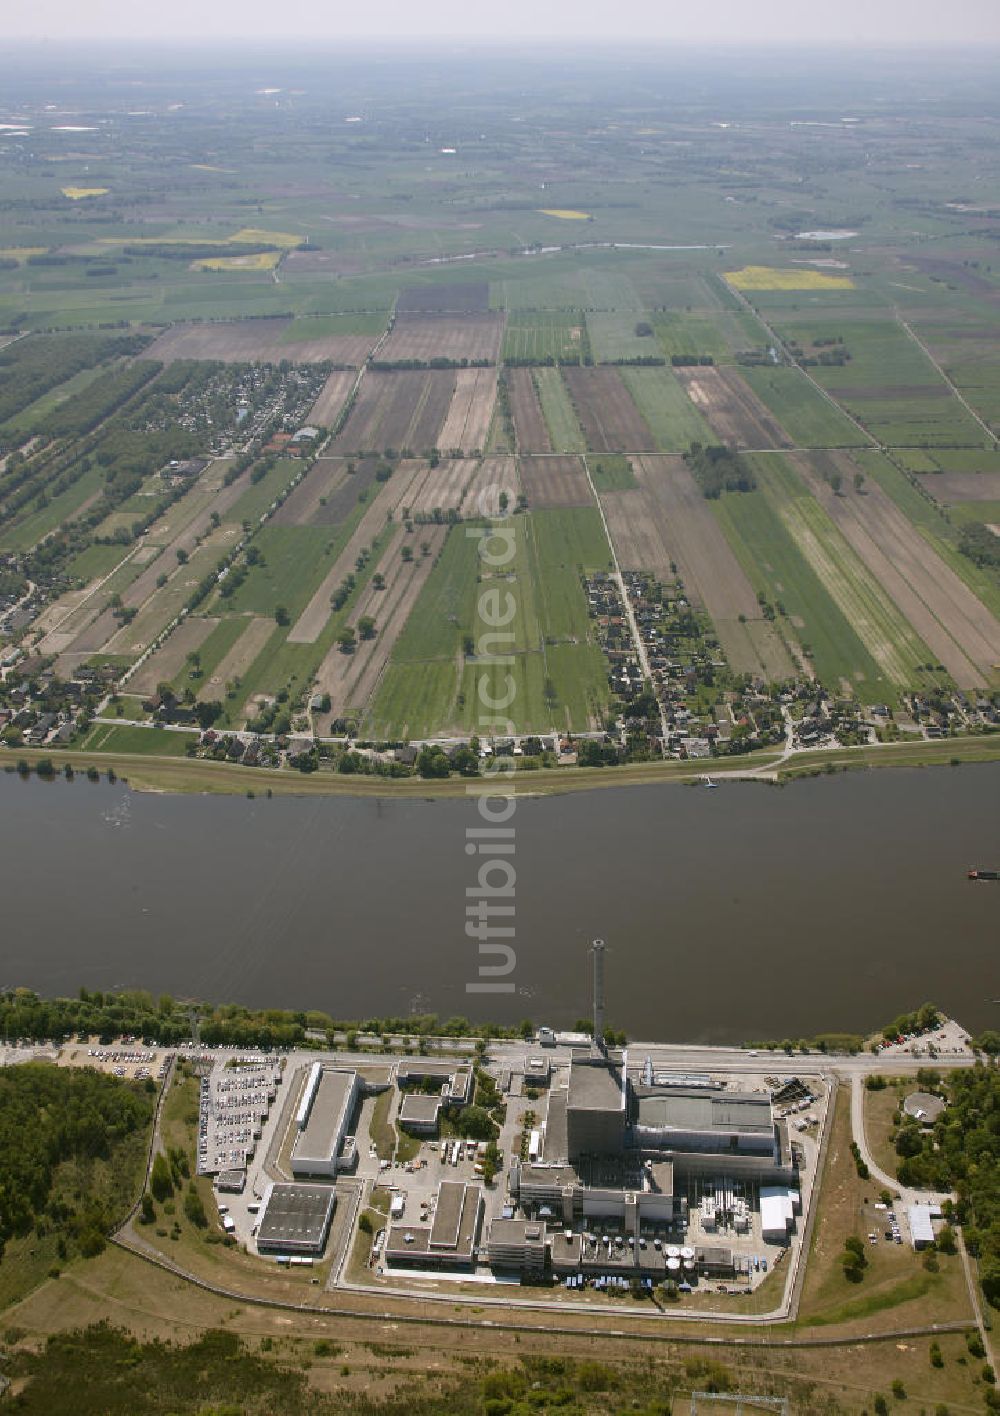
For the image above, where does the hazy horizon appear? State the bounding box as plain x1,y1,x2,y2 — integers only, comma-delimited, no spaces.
6,0,1000,46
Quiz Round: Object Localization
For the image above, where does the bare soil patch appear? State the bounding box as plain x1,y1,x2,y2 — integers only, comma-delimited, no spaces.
130,617,219,697
833,383,951,402
562,366,657,453
436,368,496,453
795,452,1000,687
308,370,356,426
198,616,275,701
146,319,374,366
520,455,593,508
922,471,1000,502
378,313,504,364
675,366,793,449
509,368,552,453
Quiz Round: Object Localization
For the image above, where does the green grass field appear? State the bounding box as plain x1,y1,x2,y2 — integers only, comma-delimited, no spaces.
739,365,867,447
529,506,614,641
588,454,637,491
501,311,585,363
712,478,903,701
618,365,713,451
227,458,302,526
585,311,656,362
533,367,587,452
220,525,340,620
76,723,195,755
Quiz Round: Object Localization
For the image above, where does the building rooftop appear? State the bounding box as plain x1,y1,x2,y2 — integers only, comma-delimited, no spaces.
567,1059,625,1113
292,1069,357,1168
398,1093,441,1124
256,1183,335,1253
636,1088,773,1135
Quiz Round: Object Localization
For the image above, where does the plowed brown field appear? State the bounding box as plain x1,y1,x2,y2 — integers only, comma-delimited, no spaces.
332,370,455,455
675,366,793,449
378,313,504,364
561,367,657,453
520,455,593,508
436,367,497,453
509,368,552,452
308,370,356,426
147,319,374,366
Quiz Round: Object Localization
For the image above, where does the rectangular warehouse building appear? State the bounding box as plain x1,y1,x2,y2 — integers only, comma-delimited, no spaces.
256,1182,336,1256
632,1088,777,1158
566,1059,626,1158
291,1065,361,1178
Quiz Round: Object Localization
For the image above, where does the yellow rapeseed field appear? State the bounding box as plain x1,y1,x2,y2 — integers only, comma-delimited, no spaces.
230,227,304,248
0,247,47,262
538,208,593,221
193,251,282,272
61,187,109,200
725,265,855,291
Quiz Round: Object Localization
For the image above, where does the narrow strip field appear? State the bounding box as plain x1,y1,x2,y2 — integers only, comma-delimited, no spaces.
129,617,220,697
436,367,496,453
377,313,504,363
792,452,1000,687
332,370,455,455
307,369,356,426
508,368,552,452
270,458,348,527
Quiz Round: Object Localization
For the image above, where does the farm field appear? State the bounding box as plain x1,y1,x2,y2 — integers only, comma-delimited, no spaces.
749,454,937,691
561,366,657,453
507,367,552,452
790,451,1000,686
654,307,762,362
625,455,794,679
436,367,497,454
674,365,793,449
146,318,376,366
585,311,656,363
307,369,356,427
532,367,586,452
377,313,504,364
738,365,868,448
519,455,594,508
332,369,455,455
618,365,714,452
501,311,585,363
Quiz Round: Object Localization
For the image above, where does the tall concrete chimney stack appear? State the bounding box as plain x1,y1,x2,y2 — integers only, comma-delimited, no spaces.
591,938,606,1050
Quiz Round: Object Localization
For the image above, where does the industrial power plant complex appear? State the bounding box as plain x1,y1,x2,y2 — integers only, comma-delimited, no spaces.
188,940,858,1308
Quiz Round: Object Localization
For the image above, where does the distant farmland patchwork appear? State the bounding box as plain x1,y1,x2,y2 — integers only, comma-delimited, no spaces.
7,257,1000,742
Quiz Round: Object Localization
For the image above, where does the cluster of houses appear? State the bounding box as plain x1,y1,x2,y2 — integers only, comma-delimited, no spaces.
148,362,330,458
0,659,108,748
904,688,1000,739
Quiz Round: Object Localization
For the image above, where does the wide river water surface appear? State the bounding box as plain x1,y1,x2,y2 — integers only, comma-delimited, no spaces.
2,765,999,1044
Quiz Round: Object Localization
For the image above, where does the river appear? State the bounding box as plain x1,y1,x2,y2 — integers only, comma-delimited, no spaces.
2,765,998,1044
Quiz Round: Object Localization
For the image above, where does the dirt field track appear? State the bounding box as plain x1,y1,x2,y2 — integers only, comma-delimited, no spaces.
602,456,794,679
128,617,220,697
561,367,657,453
795,452,1000,687
313,525,449,728
508,368,552,453
198,616,275,701
333,370,455,455
921,471,1000,502
146,319,375,366
675,366,793,449
436,368,497,453
378,313,504,364
520,455,594,508
308,370,357,426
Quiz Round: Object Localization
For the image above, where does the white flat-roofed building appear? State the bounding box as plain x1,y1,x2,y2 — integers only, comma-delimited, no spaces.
291,1067,361,1179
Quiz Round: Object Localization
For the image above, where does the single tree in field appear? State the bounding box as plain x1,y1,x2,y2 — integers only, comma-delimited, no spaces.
358,616,377,640
853,471,865,493
337,626,357,653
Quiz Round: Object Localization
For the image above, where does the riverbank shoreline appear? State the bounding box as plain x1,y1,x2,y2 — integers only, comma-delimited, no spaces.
5,733,1000,797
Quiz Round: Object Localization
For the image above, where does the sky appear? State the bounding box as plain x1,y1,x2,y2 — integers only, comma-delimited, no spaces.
7,0,1000,45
